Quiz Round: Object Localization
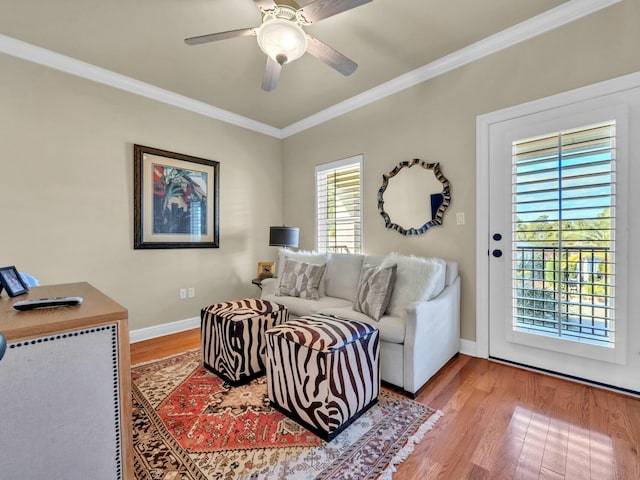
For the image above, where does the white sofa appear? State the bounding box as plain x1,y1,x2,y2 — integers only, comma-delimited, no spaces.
260,251,460,397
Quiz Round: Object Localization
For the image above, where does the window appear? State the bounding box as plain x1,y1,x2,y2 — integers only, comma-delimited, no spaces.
316,156,362,254
512,121,616,347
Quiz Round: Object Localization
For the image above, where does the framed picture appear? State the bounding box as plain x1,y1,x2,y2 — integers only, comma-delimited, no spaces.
257,261,275,280
134,145,219,249
0,266,29,297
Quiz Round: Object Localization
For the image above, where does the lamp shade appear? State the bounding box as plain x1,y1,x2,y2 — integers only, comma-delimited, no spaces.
269,226,299,248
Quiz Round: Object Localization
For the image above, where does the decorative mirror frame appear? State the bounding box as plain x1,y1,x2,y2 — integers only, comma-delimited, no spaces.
377,159,451,235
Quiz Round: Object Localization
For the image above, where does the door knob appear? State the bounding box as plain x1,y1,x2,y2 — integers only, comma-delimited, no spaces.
492,249,503,258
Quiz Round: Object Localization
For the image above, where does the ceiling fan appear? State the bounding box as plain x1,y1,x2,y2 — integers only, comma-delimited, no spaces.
184,0,372,91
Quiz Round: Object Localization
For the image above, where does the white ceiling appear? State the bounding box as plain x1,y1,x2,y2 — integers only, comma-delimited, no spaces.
0,0,617,135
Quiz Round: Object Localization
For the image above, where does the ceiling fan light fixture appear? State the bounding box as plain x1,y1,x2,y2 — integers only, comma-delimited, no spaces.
257,18,307,65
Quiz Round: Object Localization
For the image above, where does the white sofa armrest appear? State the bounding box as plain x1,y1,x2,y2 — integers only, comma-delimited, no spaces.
403,276,461,395
260,277,279,297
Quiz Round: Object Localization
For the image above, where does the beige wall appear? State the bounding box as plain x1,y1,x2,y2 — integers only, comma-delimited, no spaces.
0,55,283,330
1,2,637,339
281,1,640,342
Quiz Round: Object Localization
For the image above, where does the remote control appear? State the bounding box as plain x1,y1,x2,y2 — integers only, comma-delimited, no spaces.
13,296,84,311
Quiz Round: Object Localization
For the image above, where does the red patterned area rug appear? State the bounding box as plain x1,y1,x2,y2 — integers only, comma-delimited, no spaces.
132,349,442,480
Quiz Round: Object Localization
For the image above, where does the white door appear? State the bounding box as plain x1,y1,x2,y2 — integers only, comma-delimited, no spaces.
484,79,640,392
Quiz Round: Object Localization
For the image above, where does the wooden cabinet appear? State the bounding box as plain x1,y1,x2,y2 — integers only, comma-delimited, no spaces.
0,282,132,479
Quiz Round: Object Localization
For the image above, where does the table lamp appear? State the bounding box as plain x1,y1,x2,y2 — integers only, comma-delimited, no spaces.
269,226,299,248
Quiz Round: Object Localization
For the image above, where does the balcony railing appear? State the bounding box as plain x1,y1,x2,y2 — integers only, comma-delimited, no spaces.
513,245,613,345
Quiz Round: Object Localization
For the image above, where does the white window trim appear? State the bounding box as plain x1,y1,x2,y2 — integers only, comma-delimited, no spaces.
315,155,363,253
475,72,639,359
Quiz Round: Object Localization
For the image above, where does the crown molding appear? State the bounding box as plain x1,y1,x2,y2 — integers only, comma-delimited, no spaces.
0,34,282,138
0,0,621,140
280,0,622,137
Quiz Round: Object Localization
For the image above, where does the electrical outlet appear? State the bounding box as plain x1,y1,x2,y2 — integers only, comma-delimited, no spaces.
179,288,187,299
188,287,195,298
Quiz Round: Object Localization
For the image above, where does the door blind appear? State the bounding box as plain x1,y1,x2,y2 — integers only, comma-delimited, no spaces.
316,156,362,254
512,121,616,347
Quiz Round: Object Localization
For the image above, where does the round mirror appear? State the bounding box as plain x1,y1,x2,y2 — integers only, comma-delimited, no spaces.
377,159,451,235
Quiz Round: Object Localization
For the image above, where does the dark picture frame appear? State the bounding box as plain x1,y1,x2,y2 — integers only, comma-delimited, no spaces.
0,266,29,297
134,145,220,249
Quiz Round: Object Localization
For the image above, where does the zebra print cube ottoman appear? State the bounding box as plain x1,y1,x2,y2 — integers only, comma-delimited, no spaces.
265,314,380,441
201,298,287,386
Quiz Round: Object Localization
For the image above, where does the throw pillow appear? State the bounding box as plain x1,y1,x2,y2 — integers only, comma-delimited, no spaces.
380,253,446,317
353,264,397,321
276,259,327,300
277,249,328,296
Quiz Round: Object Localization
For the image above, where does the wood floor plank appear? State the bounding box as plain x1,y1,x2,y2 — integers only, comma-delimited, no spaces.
541,415,569,476
130,330,640,480
514,411,549,479
589,430,616,480
589,388,617,480
605,390,640,480
423,355,479,411
467,463,490,480
469,399,514,471
539,466,565,479
395,453,442,480
131,328,200,365
610,439,640,480
431,388,497,478
416,354,471,405
564,423,591,479
540,377,577,476
487,410,531,479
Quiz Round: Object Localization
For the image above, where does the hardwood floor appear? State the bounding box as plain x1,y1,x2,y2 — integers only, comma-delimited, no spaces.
130,330,640,479
130,328,200,365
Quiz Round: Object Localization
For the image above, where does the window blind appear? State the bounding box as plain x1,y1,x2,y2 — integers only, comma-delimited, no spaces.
512,121,616,347
316,156,362,254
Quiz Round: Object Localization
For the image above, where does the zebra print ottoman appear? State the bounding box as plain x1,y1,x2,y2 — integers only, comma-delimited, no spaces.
201,298,287,386
265,314,380,441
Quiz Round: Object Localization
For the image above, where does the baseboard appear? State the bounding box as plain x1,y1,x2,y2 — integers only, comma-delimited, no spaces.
459,339,477,357
130,316,199,343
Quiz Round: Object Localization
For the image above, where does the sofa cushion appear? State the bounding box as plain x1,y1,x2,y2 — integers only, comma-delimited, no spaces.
381,253,446,317
353,264,397,321
320,307,406,344
262,293,352,317
276,259,326,300
277,249,328,296
325,253,364,301
363,255,385,267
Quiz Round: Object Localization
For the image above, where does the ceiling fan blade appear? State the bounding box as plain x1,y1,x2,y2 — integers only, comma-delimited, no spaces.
298,0,372,24
306,36,357,76
185,28,255,46
262,56,282,91
253,0,277,12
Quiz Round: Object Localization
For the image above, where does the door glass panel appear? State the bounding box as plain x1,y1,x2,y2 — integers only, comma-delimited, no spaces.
512,122,616,348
